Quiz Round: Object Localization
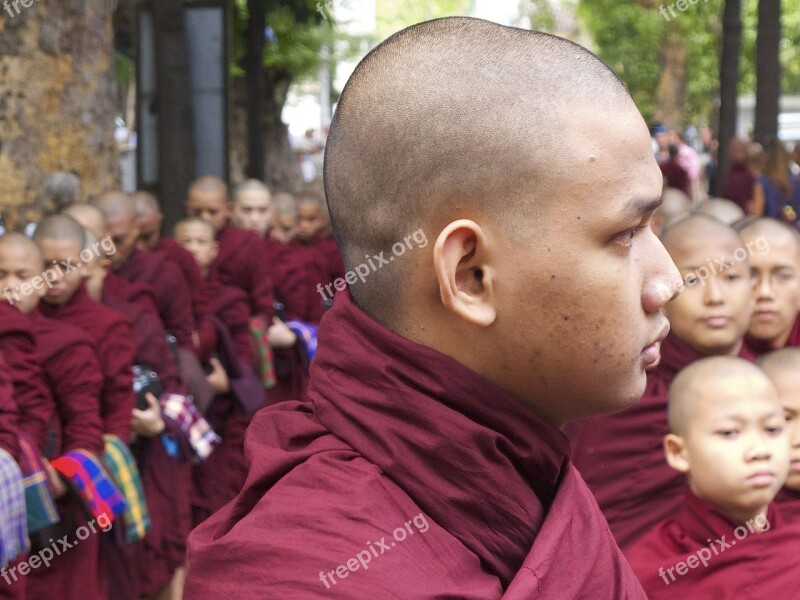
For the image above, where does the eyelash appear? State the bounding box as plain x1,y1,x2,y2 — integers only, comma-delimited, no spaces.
616,224,648,247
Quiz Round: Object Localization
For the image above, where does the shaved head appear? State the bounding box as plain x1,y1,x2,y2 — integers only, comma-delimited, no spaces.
758,346,800,375
175,216,215,238
91,190,136,222
62,203,106,239
32,214,87,247
738,217,800,258
694,198,746,225
668,356,775,435
133,191,161,217
189,176,228,200
661,213,742,253
324,16,633,324
0,232,42,266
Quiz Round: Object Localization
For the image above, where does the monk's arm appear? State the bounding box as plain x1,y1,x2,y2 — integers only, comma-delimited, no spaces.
98,321,137,442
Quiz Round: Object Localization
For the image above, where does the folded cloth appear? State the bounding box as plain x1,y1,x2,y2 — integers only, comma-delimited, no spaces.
102,435,150,543
285,320,319,366
249,315,276,389
17,436,59,534
0,448,28,567
50,449,126,524
160,393,221,462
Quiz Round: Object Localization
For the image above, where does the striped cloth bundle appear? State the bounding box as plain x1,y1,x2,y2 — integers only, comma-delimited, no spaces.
0,448,28,568
50,449,127,524
102,435,150,543
17,436,59,534
160,393,221,462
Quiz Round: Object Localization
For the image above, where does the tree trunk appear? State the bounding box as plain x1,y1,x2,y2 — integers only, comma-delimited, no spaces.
655,24,687,129
0,0,117,230
716,0,743,194
153,0,195,231
244,0,266,180
754,0,781,143
264,69,302,193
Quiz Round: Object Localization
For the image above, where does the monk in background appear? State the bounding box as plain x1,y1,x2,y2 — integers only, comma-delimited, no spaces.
569,214,756,548
186,17,682,599
626,357,799,598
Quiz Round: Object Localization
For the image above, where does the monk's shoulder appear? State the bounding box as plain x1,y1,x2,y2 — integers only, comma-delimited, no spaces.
31,315,94,359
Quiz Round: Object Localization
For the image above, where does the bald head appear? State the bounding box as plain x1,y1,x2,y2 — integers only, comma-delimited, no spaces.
90,191,139,268
758,347,800,377
133,191,161,217
0,232,42,266
32,214,87,247
189,176,228,200
668,356,776,435
324,16,633,323
91,190,136,222
661,213,742,255
738,217,800,258
694,198,746,225
62,203,106,239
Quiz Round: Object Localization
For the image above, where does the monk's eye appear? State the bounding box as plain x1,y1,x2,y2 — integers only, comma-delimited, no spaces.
765,423,785,435
723,273,741,282
684,274,699,286
716,429,738,438
613,225,644,248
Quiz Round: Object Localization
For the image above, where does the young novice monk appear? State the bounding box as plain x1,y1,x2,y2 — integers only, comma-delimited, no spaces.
626,356,800,598
738,218,800,352
569,214,756,548
757,347,800,518
174,218,265,525
0,233,107,600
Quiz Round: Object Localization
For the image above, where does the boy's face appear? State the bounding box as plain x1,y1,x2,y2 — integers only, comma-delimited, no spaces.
175,223,218,269
37,238,85,306
742,233,800,346
105,213,140,270
137,211,162,251
664,235,754,355
233,190,273,236
766,368,800,490
675,377,789,517
295,203,325,243
0,243,44,314
186,189,229,233
272,212,296,243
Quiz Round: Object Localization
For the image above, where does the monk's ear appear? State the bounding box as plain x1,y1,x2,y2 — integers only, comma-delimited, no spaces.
664,433,690,473
433,219,496,327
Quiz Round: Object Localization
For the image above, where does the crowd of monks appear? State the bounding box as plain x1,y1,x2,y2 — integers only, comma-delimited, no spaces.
0,176,344,599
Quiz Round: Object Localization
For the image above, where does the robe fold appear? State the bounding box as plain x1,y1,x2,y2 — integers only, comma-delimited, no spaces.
40,283,136,443
626,493,800,599
0,303,53,452
115,247,195,350
184,292,645,599
28,309,104,457
285,237,345,324
262,236,313,321
211,224,274,320
567,333,756,549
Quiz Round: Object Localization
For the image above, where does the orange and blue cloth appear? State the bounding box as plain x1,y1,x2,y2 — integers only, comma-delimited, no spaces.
50,449,126,524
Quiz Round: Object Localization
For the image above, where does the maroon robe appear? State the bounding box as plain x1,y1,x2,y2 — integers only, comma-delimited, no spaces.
115,247,195,350
262,235,313,321
0,303,53,452
567,332,756,549
626,493,800,599
775,487,800,520
192,279,260,525
211,224,274,320
284,238,341,324
28,310,104,457
184,292,646,599
0,352,18,459
744,313,800,355
154,236,211,319
100,287,191,596
103,271,158,315
721,161,755,211
40,282,136,443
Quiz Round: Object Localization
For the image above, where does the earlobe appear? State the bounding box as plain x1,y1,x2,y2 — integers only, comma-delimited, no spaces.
433,219,496,327
663,433,690,473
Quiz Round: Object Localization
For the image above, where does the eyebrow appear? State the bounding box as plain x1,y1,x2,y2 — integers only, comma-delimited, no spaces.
621,195,664,220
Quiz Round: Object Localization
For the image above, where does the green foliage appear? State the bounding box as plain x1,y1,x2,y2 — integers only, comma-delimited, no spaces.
375,0,472,39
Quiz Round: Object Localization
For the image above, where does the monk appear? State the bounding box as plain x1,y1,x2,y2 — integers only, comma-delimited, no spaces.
185,176,274,320
738,218,800,352
758,348,800,518
133,191,212,335
82,230,193,600
174,218,266,524
270,192,297,243
569,214,756,548
286,193,346,322
626,357,799,598
34,215,136,445
184,17,683,598
0,233,108,600
694,197,746,225
92,191,196,351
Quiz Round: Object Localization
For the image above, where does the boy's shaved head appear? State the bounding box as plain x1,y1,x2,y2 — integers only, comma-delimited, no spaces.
738,217,800,257
661,213,742,251
133,191,161,216
694,198,746,225
62,203,106,239
92,190,137,222
0,232,43,266
758,346,800,373
668,357,772,435
175,216,215,238
325,16,632,322
32,214,87,247
189,175,228,199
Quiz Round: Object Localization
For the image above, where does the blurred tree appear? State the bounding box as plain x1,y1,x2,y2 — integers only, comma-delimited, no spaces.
754,0,780,142
0,0,118,228
717,0,743,193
